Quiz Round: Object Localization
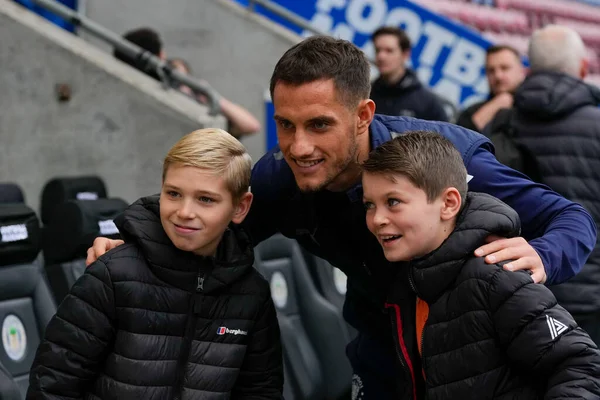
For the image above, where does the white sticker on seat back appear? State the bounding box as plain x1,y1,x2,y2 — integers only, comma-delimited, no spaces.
98,220,119,235
0,224,28,243
76,192,99,200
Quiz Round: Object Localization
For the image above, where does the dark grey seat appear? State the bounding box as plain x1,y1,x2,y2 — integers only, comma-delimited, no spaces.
304,252,358,341
0,360,21,400
0,204,56,398
254,236,324,400
255,234,352,400
40,176,107,225
41,198,127,303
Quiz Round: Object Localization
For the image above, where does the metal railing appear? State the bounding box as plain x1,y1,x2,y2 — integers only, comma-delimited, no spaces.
31,0,222,115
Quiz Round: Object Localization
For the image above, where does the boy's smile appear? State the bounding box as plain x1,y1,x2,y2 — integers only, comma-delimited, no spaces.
362,172,453,262
160,165,239,257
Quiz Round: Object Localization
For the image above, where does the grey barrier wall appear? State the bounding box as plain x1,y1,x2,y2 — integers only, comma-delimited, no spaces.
81,0,301,160
0,1,226,212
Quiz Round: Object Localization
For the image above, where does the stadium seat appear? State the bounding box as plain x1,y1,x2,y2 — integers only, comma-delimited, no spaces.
255,235,353,400
0,183,25,204
0,360,20,400
41,198,128,303
303,252,358,341
254,236,325,400
40,176,107,225
0,203,55,397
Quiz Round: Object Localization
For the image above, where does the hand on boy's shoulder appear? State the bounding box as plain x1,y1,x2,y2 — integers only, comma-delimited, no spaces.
86,238,125,266
474,235,547,284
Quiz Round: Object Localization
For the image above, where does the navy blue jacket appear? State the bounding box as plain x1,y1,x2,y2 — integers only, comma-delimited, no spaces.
243,115,596,374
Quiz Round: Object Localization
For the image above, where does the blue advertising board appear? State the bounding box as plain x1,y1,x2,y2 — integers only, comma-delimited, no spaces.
14,0,78,32
235,0,494,150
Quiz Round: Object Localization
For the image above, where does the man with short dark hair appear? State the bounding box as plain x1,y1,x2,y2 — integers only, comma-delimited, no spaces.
370,27,449,121
456,44,526,132
113,27,166,80
87,35,597,399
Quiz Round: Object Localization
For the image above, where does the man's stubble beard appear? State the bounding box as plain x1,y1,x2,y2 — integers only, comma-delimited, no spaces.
297,133,360,194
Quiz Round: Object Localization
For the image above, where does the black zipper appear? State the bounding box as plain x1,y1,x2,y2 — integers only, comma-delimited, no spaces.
420,324,425,381
171,271,205,400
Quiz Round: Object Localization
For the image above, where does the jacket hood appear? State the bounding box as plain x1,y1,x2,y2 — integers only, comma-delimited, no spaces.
371,69,422,95
410,193,521,303
514,71,600,120
114,195,254,292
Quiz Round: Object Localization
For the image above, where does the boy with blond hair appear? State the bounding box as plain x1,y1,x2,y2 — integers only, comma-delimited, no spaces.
27,128,283,399
361,130,600,399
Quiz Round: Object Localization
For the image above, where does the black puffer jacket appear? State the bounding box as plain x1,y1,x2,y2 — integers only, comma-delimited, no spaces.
370,69,449,121
508,72,600,316
388,193,600,399
27,196,283,399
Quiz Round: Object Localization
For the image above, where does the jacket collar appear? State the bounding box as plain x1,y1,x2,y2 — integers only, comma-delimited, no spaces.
514,71,600,120
371,69,423,94
409,193,521,303
114,195,254,293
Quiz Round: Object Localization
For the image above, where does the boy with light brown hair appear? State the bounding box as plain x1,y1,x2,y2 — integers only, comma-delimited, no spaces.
28,128,283,399
361,130,600,399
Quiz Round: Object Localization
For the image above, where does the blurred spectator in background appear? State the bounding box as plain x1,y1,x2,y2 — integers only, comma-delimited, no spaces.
370,27,449,121
488,25,600,345
113,27,260,139
456,45,526,132
113,27,166,81
168,58,261,139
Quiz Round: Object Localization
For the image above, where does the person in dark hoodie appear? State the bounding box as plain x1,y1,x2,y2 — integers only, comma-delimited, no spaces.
370,27,449,122
26,128,283,399
361,130,600,399
487,25,600,345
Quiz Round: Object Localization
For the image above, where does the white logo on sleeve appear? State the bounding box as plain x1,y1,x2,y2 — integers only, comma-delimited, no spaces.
546,314,568,340
467,174,474,183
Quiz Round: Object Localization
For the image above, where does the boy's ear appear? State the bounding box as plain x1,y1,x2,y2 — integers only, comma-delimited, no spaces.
231,192,253,224
440,187,462,221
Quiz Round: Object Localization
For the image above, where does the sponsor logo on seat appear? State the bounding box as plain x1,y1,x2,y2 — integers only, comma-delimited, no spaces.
98,220,119,235
0,224,28,243
2,314,27,361
76,191,99,200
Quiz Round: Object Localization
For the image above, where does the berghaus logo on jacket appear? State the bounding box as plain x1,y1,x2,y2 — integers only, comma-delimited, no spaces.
217,326,248,336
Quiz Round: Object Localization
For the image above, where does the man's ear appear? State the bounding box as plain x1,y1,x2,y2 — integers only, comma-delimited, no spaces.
440,187,462,221
356,99,376,136
231,192,253,224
